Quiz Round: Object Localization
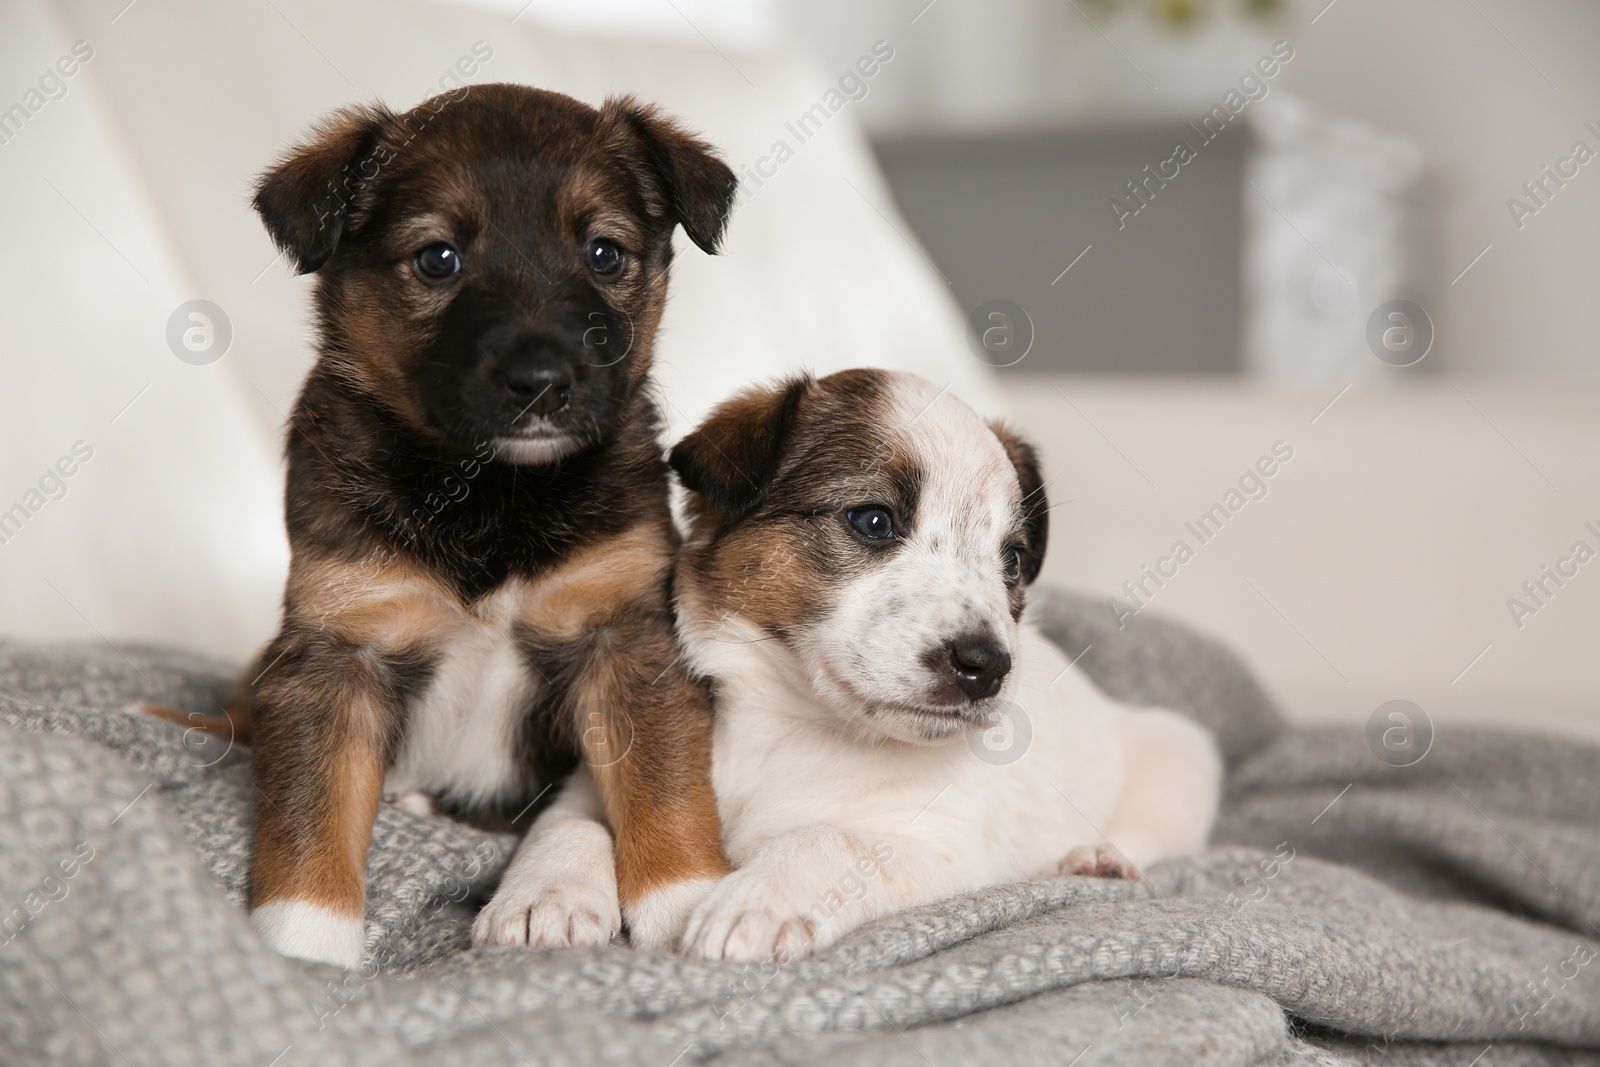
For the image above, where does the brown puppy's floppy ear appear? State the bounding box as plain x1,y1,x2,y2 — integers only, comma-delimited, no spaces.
601,96,738,254
989,421,1049,585
253,104,395,274
670,376,811,522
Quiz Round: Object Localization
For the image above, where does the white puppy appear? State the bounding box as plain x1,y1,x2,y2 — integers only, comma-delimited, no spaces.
666,369,1222,962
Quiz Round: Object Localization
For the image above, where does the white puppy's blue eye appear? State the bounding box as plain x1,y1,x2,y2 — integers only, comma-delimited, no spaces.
1002,545,1022,583
847,507,895,539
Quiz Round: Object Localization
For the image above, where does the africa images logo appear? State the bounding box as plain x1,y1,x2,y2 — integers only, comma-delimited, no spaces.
0,40,94,149
166,300,232,365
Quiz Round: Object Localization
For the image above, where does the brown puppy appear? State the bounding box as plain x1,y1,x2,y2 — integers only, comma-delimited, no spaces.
156,84,735,967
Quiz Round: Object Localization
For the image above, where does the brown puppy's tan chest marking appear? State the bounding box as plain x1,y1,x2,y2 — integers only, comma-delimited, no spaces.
289,521,671,646
512,523,672,639
283,525,675,808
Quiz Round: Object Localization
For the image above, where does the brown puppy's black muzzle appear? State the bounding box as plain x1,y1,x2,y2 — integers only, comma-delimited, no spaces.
489,330,575,419
419,283,629,452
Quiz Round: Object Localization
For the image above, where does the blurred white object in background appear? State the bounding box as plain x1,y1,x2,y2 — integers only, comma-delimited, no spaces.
0,0,287,663
0,0,998,662
1242,94,1434,387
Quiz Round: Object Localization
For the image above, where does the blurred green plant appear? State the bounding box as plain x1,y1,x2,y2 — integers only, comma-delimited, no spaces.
1081,0,1283,29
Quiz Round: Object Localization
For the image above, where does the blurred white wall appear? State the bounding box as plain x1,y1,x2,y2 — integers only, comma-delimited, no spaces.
1274,0,1600,383
778,0,1600,384
776,0,1279,133
1012,378,1600,745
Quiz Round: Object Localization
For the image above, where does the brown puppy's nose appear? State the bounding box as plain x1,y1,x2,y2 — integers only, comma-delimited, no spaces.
497,366,572,418
944,635,1011,701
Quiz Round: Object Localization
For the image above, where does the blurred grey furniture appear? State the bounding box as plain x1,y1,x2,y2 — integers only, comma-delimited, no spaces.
875,107,1434,383
874,123,1247,376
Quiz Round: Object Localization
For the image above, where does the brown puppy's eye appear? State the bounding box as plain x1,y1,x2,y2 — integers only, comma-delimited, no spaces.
587,238,623,277
415,242,461,281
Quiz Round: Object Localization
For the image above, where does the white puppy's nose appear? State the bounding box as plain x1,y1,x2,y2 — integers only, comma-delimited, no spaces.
934,634,1011,701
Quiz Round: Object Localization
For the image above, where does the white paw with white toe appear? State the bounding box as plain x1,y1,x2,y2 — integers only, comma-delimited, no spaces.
683,871,836,962
251,900,366,969
625,876,720,951
473,819,620,948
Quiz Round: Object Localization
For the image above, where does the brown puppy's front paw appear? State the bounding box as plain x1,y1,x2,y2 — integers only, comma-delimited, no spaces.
473,883,620,949
1048,845,1140,880
473,820,620,949
251,900,366,969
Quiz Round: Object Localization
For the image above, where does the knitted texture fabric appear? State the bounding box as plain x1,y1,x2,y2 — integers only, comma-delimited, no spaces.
1,589,1596,1066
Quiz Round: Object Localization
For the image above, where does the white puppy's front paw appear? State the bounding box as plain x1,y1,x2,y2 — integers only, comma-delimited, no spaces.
472,821,620,949
1047,844,1141,881
623,876,719,952
682,872,835,963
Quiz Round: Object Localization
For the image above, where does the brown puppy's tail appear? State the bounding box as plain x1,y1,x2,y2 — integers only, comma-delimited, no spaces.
138,701,253,747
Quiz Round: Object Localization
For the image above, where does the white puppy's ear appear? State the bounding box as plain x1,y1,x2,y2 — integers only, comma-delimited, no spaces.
988,421,1049,584
670,376,811,522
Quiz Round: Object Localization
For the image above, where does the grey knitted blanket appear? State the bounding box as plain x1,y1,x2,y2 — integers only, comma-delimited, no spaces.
2,589,1597,1066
